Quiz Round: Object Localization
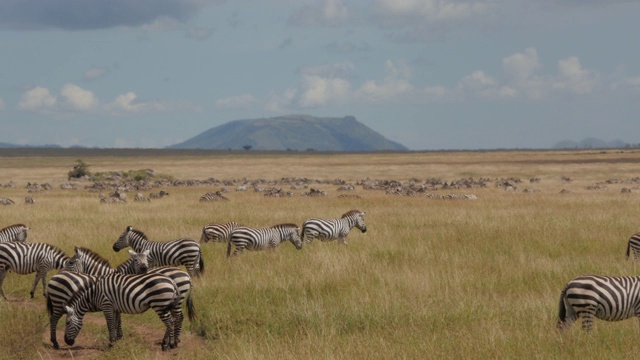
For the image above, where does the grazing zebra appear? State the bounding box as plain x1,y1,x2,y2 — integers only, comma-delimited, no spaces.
626,232,640,260
557,275,640,332
0,224,29,243
66,246,195,340
199,191,229,202
149,190,169,199
227,223,302,257
301,209,367,245
46,249,149,349
0,242,69,299
113,226,204,277
0,197,15,205
200,221,241,243
134,192,151,202
63,272,181,351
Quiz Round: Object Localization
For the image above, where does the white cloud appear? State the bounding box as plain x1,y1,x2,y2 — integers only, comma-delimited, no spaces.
18,86,57,112
289,0,350,26
299,75,352,107
215,94,257,110
355,60,415,103
502,47,541,84
83,67,109,81
60,83,99,111
106,92,167,114
375,0,491,22
554,56,598,94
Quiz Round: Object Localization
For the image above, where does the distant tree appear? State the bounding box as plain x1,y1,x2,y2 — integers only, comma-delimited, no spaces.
68,159,91,179
242,145,252,151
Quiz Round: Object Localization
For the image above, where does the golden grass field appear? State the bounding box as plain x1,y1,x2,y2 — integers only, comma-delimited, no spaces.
1,148,640,359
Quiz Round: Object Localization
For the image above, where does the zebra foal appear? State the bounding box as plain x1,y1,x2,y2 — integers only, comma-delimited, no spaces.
0,242,69,299
64,272,181,351
227,223,302,257
113,226,204,277
0,224,29,243
557,275,640,332
301,209,367,245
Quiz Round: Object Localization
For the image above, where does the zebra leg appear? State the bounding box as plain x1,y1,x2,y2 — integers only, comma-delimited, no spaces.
49,310,62,349
158,309,175,351
171,304,185,345
30,271,44,299
337,237,348,245
103,308,119,345
115,312,123,340
0,267,7,300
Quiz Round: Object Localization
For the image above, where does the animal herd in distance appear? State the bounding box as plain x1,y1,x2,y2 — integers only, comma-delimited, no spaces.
0,209,367,352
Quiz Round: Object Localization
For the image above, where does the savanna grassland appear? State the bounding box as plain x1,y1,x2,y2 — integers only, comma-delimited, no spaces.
2,149,640,359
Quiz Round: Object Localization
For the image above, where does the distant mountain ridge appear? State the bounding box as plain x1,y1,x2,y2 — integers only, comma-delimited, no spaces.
168,115,408,151
553,137,631,149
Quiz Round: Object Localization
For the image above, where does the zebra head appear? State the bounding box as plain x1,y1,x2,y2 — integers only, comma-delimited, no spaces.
15,224,28,242
113,226,134,252
282,224,303,250
63,305,84,346
355,211,367,233
126,249,149,274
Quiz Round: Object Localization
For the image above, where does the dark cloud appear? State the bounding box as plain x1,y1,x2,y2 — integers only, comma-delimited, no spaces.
0,0,211,30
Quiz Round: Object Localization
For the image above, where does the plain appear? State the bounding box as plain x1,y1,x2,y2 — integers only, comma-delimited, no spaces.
1,149,640,360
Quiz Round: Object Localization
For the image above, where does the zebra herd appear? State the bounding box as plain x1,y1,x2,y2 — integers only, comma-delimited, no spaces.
0,209,367,352
557,232,640,332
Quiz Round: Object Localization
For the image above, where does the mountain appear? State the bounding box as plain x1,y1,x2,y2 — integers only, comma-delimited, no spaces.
168,115,408,151
553,137,630,149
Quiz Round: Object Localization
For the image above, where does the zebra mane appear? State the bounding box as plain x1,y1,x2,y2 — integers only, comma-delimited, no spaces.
46,243,70,260
0,223,26,231
341,209,362,218
74,246,112,268
271,223,298,229
129,228,149,240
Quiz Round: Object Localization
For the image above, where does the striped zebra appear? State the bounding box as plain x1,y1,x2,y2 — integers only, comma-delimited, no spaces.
0,224,29,243
200,221,241,243
149,190,169,199
63,272,181,351
301,209,367,245
626,232,640,260
557,275,640,332
113,226,204,277
227,223,302,257
46,249,149,349
66,246,195,342
0,242,69,299
199,191,229,202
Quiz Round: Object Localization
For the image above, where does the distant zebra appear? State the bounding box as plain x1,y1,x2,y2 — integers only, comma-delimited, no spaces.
0,224,29,243
149,190,169,199
227,223,302,257
199,191,229,202
134,192,151,202
200,221,241,243
626,232,640,260
64,246,195,343
63,272,181,351
0,197,15,205
0,242,69,299
46,249,149,349
301,209,367,245
113,226,204,277
557,275,640,332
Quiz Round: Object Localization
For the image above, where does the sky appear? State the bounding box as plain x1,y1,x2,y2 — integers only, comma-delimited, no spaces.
1,0,639,151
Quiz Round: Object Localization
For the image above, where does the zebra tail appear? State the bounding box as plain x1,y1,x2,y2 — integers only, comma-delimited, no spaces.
226,239,232,258
46,293,54,317
186,287,197,322
198,250,205,276
556,286,574,331
626,239,631,259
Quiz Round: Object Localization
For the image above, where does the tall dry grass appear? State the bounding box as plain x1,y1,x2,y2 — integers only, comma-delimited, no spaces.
1,149,640,359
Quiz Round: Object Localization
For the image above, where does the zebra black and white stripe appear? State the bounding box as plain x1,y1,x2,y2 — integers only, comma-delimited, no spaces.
63,272,181,351
112,226,204,277
227,223,302,257
200,221,241,243
626,232,640,260
301,209,367,245
0,242,69,299
66,246,195,342
557,275,640,332
0,224,29,243
46,249,149,349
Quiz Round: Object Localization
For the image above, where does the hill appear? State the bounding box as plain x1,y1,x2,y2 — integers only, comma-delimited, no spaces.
553,137,630,149
167,115,408,151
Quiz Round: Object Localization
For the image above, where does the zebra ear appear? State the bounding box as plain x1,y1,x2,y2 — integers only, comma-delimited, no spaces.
64,305,74,315
142,249,150,256
128,249,136,256
126,225,133,231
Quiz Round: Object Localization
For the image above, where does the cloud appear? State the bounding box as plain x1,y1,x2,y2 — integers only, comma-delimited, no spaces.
0,0,211,31
554,56,598,94
18,87,57,112
83,67,109,81
60,84,99,111
186,26,215,40
324,40,371,54
106,92,167,114
289,0,350,27
215,94,257,110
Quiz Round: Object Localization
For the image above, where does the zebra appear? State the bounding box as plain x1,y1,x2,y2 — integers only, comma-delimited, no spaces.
46,249,149,349
66,246,195,342
199,191,229,202
134,192,151,202
0,224,29,243
63,272,182,351
227,223,302,257
149,190,169,199
113,226,204,277
0,242,69,299
626,232,640,260
200,221,241,243
301,209,367,245
557,275,640,332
